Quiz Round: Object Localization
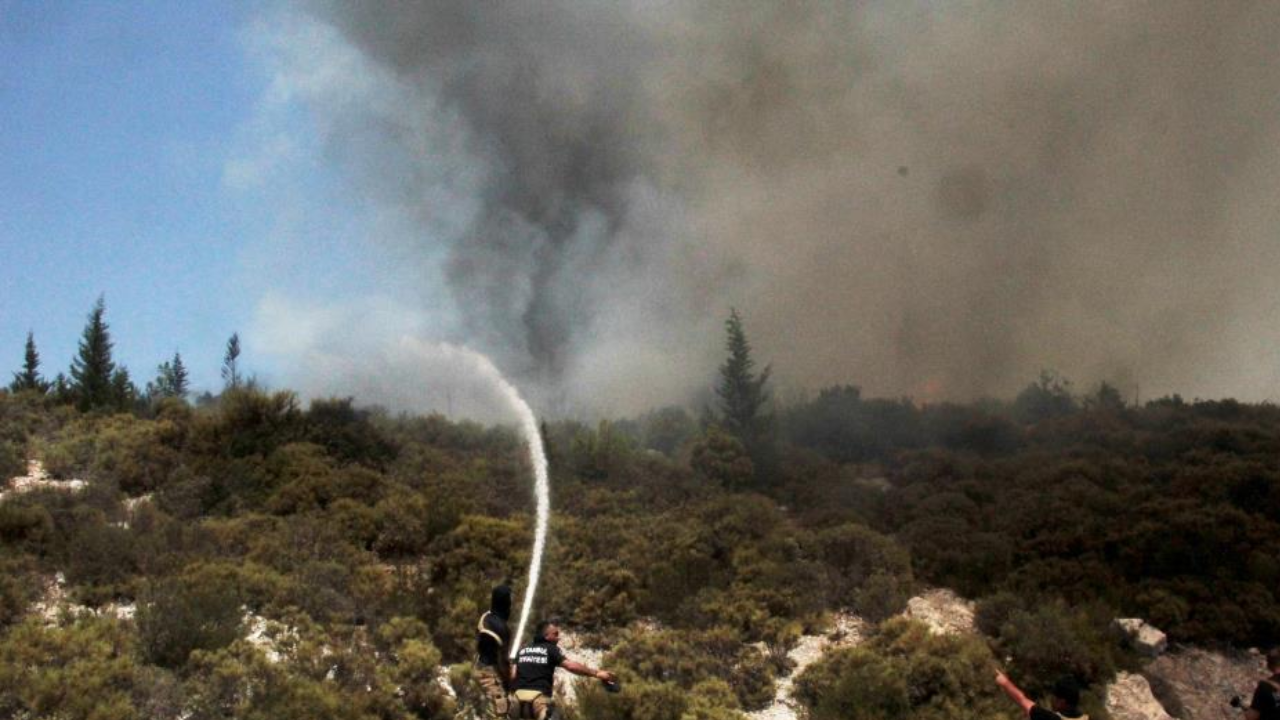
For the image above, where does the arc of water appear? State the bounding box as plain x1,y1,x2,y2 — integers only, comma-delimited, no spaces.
507,398,549,656
401,339,549,657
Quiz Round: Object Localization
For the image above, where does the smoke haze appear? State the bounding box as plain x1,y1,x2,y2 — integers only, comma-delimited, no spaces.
254,1,1280,414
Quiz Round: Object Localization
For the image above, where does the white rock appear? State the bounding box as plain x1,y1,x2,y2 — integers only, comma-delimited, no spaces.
1106,671,1174,720
1114,618,1168,657
101,602,136,621
244,612,291,663
123,494,153,513
904,589,976,636
1145,647,1268,720
1,460,87,503
435,666,457,700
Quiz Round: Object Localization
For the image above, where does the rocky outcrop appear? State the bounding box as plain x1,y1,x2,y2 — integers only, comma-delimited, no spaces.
904,588,976,635
1107,671,1174,720
1144,647,1268,720
1114,618,1169,657
1,460,85,503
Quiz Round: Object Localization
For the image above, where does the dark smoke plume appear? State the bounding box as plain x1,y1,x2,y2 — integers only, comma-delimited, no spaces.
279,1,1280,411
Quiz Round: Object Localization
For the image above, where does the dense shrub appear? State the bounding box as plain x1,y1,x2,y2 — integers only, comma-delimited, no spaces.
303,397,397,469
691,427,755,490
604,626,774,711
0,616,144,720
0,439,23,481
137,565,246,669
795,618,1013,720
808,522,913,607
979,595,1126,709
0,555,37,627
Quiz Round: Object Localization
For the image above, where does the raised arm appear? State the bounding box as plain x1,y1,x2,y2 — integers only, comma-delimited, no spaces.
995,671,1035,717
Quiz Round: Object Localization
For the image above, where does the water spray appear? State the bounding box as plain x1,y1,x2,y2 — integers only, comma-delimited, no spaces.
401,339,549,657
499,379,549,657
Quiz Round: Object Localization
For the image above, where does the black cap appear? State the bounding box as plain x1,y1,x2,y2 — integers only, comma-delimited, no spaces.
1053,677,1081,708
491,585,513,620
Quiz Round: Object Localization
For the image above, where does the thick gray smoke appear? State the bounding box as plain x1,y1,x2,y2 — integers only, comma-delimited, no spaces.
275,1,1280,410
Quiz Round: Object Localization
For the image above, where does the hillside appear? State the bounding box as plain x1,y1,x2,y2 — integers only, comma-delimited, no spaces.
1,385,1278,719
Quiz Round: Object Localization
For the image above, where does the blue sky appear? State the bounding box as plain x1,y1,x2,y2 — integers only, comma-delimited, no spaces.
0,1,405,394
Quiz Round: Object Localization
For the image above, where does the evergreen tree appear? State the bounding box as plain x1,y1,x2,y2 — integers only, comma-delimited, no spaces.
171,352,189,398
110,366,138,411
221,333,241,390
716,308,772,440
49,372,73,404
149,352,190,400
70,297,116,411
9,331,47,393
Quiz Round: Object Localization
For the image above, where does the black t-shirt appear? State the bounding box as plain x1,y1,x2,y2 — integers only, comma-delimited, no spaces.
514,640,567,695
476,612,511,667
1030,706,1084,720
1251,678,1280,719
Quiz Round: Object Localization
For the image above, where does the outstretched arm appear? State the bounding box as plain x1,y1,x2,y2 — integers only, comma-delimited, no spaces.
562,659,615,683
995,671,1035,717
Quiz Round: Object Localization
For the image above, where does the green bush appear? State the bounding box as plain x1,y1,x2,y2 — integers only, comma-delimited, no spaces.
795,618,1013,720
38,413,182,494
0,439,24,481
852,570,912,623
137,565,245,669
303,397,397,469
808,522,913,607
0,616,144,720
184,641,350,720
65,519,138,595
984,597,1123,699
691,427,755,491
193,387,303,460
602,626,772,713
576,678,694,720
0,501,54,550
0,555,37,627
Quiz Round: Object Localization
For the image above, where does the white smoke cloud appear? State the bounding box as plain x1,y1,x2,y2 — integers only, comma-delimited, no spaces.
248,292,525,422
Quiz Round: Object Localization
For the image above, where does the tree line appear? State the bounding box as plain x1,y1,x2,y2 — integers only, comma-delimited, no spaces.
10,296,244,412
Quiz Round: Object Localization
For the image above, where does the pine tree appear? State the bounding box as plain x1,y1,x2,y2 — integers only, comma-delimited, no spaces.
221,333,241,390
715,308,771,439
10,331,47,393
170,352,189,398
111,366,138,411
50,373,73,404
149,352,190,400
70,297,116,411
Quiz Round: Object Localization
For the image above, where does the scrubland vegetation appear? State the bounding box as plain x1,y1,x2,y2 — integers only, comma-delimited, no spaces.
1,308,1278,719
